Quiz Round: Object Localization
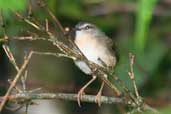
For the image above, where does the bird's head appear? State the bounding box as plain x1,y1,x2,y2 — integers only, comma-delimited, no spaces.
74,22,101,36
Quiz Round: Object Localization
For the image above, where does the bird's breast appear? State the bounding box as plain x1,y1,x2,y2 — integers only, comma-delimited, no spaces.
75,36,100,65
75,33,116,67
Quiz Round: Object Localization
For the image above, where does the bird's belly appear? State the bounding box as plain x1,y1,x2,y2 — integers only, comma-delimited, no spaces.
74,43,104,74
81,46,99,64
78,44,103,66
74,60,92,74
75,33,105,66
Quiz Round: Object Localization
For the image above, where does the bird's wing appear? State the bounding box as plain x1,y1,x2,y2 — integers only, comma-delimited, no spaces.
99,35,120,63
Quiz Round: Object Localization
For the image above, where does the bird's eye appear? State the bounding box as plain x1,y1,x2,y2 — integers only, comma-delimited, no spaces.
85,26,90,30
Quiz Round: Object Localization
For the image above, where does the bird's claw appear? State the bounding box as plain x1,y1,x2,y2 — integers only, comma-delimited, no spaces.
77,88,85,107
95,91,102,106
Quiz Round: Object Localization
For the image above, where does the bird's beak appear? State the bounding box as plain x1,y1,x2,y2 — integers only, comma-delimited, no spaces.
73,27,81,31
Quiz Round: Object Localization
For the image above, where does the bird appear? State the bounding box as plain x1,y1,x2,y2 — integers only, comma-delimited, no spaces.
72,22,119,106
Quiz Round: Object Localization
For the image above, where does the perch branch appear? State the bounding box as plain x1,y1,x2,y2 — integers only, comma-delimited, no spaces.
0,93,158,113
4,93,126,105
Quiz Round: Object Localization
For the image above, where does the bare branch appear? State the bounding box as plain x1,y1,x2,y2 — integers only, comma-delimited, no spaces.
32,51,77,60
12,36,48,41
0,93,158,114
15,12,41,30
6,93,126,105
128,53,140,99
28,0,33,17
2,45,19,71
0,38,8,43
0,51,33,111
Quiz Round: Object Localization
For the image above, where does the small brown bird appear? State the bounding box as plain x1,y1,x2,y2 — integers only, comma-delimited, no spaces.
73,22,119,106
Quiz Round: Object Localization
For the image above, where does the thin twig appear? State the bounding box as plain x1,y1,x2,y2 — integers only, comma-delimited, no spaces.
128,53,140,99
39,0,65,34
2,45,19,71
0,51,33,111
0,11,7,38
0,38,8,43
28,0,33,17
32,51,77,60
8,79,22,93
12,36,48,41
111,75,139,108
21,70,28,91
15,12,41,30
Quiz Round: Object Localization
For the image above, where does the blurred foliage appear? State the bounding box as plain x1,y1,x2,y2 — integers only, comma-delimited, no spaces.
0,0,26,17
134,0,158,51
0,0,26,36
0,0,171,114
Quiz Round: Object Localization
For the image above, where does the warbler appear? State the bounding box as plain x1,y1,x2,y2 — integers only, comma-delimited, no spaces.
73,22,119,106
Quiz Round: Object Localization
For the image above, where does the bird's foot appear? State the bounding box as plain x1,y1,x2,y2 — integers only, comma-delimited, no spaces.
95,91,102,107
77,88,85,107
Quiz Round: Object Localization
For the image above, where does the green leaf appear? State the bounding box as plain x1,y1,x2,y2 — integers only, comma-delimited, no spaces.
134,0,158,52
